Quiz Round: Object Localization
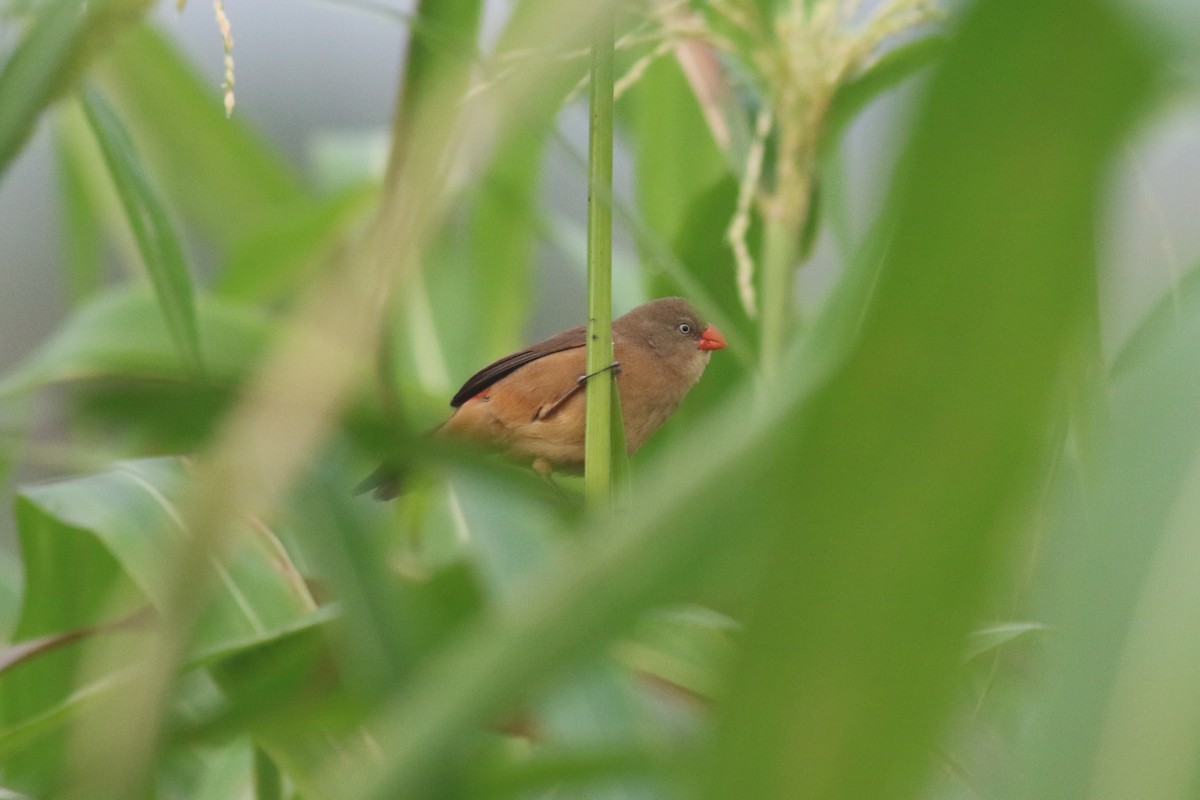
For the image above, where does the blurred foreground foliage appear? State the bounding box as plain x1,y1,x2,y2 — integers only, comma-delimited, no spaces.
0,0,1197,798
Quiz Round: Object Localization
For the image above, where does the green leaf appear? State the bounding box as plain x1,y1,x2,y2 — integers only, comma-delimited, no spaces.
632,54,729,250
53,106,107,305
413,125,549,391
450,469,650,800
0,288,268,397
93,25,306,251
1110,262,1200,378
81,86,202,373
0,670,139,769
0,0,153,177
217,186,376,302
964,622,1048,662
17,458,316,649
467,126,547,355
822,35,948,153
0,457,319,792
1016,262,1200,796
0,497,134,791
0,609,149,676
616,606,736,699
704,2,1159,798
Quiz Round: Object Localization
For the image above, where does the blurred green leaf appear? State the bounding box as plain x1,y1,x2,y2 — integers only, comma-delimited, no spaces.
451,469,653,800
0,495,134,791
632,55,728,251
0,608,149,676
0,553,20,645
1116,0,1200,78
705,1,1158,798
0,670,139,769
1017,263,1200,795
822,35,947,153
616,606,736,700
17,458,316,649
0,457,319,792
93,25,306,250
383,0,482,212
162,739,255,800
199,614,342,798
415,125,549,391
53,106,106,304
218,186,376,302
1110,262,1200,377
0,288,268,397
964,622,1048,662
0,0,152,177
81,86,202,372
298,469,482,686
468,126,547,355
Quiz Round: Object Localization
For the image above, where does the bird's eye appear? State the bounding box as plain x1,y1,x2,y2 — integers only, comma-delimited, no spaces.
677,323,692,334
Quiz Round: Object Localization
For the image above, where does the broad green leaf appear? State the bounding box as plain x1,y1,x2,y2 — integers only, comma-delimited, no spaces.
93,25,305,250
0,496,133,791
632,55,728,251
16,458,316,651
0,608,149,676
464,748,659,800
1116,0,1200,77
964,622,1049,663
450,469,653,800
81,86,202,372
467,126,547,355
1017,262,1200,796
615,606,736,700
0,613,335,787
163,738,255,800
198,614,344,799
1110,261,1200,378
0,288,268,397
218,186,376,302
704,2,1158,799
415,125,549,392
0,457,317,792
0,0,153,177
0,670,139,769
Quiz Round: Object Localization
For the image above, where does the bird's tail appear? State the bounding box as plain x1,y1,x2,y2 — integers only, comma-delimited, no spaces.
354,462,406,501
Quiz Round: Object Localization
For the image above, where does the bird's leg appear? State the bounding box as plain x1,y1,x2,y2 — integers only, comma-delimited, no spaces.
578,360,621,384
533,361,622,422
533,384,583,421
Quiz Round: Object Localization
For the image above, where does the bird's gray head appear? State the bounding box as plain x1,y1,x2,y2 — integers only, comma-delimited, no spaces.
614,297,727,355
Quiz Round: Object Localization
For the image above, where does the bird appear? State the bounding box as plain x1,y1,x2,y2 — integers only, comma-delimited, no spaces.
362,297,726,498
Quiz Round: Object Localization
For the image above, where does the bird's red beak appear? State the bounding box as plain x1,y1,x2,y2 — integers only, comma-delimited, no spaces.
698,324,727,351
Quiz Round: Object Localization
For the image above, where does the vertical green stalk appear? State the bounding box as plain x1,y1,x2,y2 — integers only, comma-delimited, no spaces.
760,216,798,381
584,6,616,506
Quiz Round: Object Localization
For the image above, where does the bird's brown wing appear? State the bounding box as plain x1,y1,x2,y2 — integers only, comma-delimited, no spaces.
449,325,587,407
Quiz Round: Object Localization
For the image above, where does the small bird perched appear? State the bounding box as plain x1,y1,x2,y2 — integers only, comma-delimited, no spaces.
365,297,725,498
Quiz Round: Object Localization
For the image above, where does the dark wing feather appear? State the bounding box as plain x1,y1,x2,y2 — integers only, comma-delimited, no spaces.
449,325,587,407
